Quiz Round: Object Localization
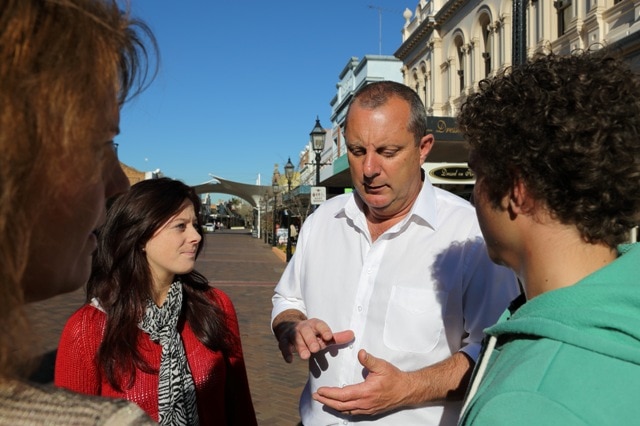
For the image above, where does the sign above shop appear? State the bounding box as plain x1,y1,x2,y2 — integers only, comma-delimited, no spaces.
428,165,474,182
423,162,474,185
426,116,462,141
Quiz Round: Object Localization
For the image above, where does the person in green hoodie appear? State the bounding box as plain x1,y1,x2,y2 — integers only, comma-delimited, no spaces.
456,49,640,425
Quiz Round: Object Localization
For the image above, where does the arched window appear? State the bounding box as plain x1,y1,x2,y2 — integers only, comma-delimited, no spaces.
421,63,428,110
554,0,572,36
455,36,465,94
479,13,492,77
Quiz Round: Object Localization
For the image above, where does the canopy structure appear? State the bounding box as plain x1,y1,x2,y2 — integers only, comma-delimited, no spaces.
192,175,271,208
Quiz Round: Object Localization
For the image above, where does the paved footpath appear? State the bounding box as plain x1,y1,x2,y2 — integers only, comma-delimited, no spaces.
26,229,307,425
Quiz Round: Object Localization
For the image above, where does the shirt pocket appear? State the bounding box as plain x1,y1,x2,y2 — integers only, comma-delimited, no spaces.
383,285,447,353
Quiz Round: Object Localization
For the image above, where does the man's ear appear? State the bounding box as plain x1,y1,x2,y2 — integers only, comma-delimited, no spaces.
508,178,532,215
419,134,435,163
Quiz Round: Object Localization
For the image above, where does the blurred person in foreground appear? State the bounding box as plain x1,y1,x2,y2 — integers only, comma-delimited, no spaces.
271,80,519,425
457,49,640,425
0,0,158,424
55,178,257,426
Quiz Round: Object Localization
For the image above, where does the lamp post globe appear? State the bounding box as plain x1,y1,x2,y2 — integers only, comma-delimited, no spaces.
309,117,327,186
284,157,294,192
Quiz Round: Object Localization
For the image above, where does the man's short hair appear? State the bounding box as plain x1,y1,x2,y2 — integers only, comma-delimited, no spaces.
345,81,427,146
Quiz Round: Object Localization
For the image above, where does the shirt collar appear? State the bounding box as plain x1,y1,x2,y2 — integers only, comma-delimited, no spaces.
341,173,439,231
412,177,438,230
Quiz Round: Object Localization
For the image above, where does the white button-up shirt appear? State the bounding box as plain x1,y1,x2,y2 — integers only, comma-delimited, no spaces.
272,179,519,425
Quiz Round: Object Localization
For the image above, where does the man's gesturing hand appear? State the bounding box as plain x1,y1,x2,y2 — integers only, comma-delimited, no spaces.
312,349,412,416
273,311,354,363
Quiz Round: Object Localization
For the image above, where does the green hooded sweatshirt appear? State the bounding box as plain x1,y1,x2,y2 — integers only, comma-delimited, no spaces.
459,243,640,425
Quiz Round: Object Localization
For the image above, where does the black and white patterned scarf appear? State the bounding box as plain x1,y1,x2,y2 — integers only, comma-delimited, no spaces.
139,281,200,426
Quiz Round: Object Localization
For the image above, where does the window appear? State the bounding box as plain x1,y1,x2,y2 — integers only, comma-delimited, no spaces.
481,18,492,77
554,0,572,36
455,38,465,94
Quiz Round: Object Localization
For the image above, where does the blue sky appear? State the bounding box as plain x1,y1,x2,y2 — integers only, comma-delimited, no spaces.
117,1,412,198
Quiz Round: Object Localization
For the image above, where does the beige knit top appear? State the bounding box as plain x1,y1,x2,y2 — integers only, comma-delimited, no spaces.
0,380,155,425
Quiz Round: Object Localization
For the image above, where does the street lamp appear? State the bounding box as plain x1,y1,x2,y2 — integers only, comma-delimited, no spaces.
271,166,280,247
284,157,295,261
309,116,327,186
284,157,295,193
512,0,529,66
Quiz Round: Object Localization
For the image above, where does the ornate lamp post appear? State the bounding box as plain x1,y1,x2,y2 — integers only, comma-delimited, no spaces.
284,158,295,261
512,0,529,66
284,157,294,195
262,193,268,243
272,167,280,247
309,117,327,186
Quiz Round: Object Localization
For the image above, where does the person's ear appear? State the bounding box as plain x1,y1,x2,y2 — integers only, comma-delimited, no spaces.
419,134,435,163
508,178,531,215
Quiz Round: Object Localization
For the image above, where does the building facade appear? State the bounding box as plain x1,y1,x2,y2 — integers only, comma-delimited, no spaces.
397,0,640,119
288,0,640,203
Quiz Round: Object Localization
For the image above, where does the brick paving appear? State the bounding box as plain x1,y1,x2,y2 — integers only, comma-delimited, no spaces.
25,229,307,425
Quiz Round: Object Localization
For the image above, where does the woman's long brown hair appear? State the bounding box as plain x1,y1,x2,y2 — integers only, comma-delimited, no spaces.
88,178,231,391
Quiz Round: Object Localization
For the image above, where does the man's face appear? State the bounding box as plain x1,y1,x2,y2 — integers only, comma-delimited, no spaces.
345,95,432,221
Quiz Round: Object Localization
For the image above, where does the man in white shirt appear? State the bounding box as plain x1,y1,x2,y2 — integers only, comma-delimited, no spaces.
271,81,518,425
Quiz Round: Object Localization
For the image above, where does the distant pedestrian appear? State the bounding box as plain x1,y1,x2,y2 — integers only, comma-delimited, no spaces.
457,49,640,425
55,178,257,426
0,0,158,424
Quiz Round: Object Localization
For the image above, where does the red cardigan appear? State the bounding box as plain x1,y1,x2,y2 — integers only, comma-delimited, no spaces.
54,288,257,426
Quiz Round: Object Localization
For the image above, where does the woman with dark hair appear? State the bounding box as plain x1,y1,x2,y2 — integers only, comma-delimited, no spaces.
55,178,257,426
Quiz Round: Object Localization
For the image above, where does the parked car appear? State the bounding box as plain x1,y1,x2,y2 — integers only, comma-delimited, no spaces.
204,223,215,233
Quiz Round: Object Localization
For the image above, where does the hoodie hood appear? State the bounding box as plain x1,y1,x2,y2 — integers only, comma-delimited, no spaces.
486,243,640,365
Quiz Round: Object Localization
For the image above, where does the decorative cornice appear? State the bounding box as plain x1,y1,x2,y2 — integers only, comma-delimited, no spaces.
436,0,469,23
395,18,436,60
395,0,470,60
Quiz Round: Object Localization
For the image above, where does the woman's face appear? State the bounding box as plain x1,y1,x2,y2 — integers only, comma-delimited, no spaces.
144,201,202,290
22,101,129,302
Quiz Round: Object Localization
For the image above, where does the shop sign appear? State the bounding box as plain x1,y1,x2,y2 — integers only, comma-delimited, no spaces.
426,116,463,141
310,186,326,205
429,166,474,182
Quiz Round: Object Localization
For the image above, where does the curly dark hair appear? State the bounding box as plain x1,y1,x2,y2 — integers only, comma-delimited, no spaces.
458,49,640,246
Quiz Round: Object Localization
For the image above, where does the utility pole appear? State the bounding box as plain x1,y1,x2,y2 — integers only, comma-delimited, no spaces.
368,5,383,55
367,5,402,55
